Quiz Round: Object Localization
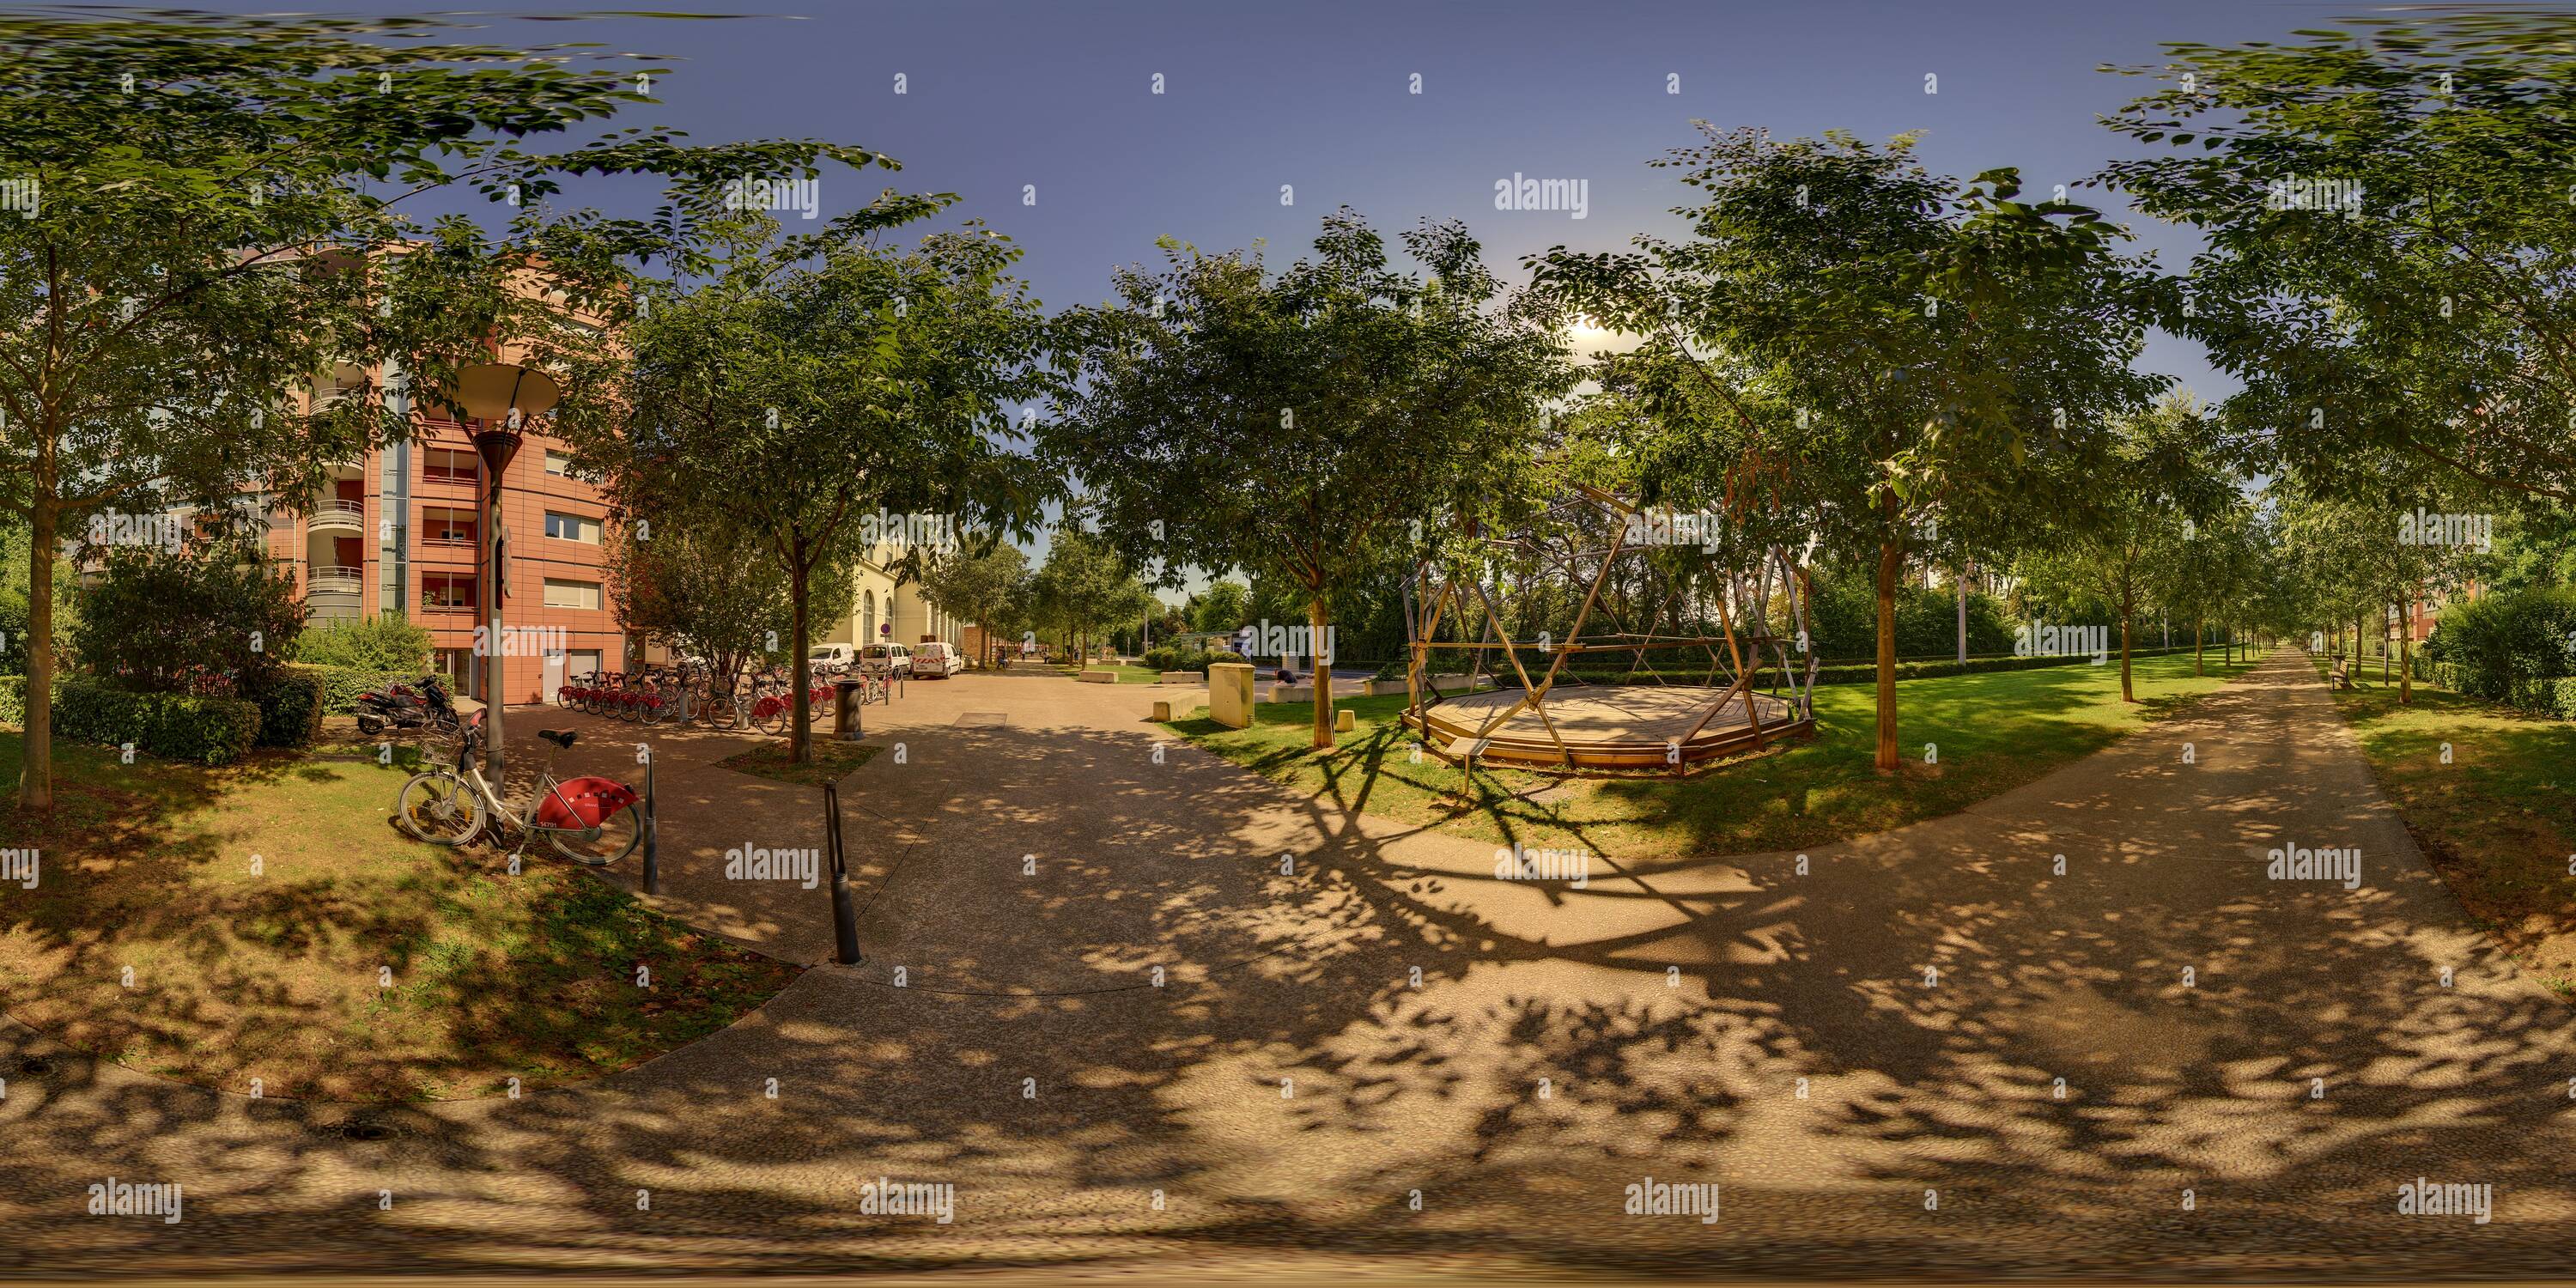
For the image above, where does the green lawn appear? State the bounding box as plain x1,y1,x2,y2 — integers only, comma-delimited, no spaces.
1161,649,2263,860
0,730,799,1101
2316,660,2576,997
1055,661,1164,684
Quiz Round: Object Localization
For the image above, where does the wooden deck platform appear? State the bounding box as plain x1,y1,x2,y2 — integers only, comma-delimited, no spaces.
1403,683,1811,770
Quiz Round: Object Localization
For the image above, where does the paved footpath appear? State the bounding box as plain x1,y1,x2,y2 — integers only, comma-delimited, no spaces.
3,650,2574,1279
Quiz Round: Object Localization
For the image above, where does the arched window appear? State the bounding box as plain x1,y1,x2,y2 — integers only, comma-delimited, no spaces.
862,590,877,644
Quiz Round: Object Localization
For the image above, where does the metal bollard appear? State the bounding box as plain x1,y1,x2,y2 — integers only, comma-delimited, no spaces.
642,750,659,896
822,781,863,966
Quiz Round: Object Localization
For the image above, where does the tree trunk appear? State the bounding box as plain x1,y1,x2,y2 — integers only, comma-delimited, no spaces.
789,554,811,764
17,500,56,811
1309,592,1334,751
1874,537,1901,775
2194,614,2204,677
2398,589,2415,704
1955,563,1967,664
2119,581,2136,702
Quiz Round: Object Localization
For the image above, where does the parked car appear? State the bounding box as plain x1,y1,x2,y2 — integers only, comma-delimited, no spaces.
858,642,912,676
911,641,966,677
807,643,855,673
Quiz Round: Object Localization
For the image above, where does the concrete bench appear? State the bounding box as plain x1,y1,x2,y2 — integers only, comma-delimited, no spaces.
1078,669,1119,684
1158,671,1201,684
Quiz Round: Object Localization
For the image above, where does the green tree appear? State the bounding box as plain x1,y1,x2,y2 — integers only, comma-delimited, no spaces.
1054,210,1574,750
69,526,302,696
0,9,890,808
1031,529,1149,663
289,614,435,673
2101,15,2576,504
609,517,851,692
587,211,1059,762
917,540,1031,668
1188,580,1253,635
1531,127,2167,771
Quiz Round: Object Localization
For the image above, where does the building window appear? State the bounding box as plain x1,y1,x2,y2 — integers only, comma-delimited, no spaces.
421,507,477,546
422,448,479,484
544,578,601,611
544,449,572,477
421,572,476,611
544,511,600,544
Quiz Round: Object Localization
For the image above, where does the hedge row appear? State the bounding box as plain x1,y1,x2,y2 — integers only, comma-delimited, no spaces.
1528,643,2217,690
304,665,417,715
0,669,330,762
54,677,261,765
247,665,325,749
2407,653,2576,720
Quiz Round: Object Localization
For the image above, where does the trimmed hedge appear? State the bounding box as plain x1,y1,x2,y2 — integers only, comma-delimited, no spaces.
2410,652,2576,719
1517,644,2215,690
306,665,417,715
53,677,260,766
246,665,325,748
1141,646,1249,674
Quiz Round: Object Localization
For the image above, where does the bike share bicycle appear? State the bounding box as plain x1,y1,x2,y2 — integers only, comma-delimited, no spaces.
392,708,643,866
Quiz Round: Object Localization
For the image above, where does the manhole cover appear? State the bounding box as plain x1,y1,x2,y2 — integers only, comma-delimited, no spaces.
954,712,1008,726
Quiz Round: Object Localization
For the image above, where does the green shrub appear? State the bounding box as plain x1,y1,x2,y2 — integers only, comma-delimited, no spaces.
304,665,420,715
68,531,303,696
2426,587,2576,703
246,665,325,748
0,675,24,725
290,614,435,672
54,677,260,765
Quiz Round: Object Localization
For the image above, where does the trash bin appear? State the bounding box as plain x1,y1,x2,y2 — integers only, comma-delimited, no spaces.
833,678,864,740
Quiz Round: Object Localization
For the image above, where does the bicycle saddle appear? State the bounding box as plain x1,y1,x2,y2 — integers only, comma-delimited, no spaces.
538,729,578,750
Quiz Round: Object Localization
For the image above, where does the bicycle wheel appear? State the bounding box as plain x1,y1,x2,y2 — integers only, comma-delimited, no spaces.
750,696,785,736
548,800,642,867
640,693,670,726
393,770,484,846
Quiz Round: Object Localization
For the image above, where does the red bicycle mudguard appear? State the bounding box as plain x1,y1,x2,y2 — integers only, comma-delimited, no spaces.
536,775,641,829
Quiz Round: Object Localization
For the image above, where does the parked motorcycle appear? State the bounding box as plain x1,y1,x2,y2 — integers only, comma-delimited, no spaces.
355,674,459,738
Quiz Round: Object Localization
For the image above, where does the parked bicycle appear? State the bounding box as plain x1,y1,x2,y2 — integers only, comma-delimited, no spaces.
391,711,643,866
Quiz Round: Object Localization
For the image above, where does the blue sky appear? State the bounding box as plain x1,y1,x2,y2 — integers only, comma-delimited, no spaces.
348,0,2346,589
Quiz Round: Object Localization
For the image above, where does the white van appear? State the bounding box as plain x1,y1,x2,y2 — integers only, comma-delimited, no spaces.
858,641,913,677
912,641,966,677
807,643,856,672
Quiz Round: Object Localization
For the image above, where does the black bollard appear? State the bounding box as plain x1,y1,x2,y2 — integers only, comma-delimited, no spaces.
822,781,863,966
641,750,659,896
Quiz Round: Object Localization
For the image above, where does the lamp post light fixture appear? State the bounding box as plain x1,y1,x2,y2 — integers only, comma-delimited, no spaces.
446,361,562,795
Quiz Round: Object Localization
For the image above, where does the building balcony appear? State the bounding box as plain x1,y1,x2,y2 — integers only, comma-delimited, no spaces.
311,500,365,533
309,565,362,595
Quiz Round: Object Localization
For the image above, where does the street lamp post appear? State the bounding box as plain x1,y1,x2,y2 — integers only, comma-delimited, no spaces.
446,361,561,796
